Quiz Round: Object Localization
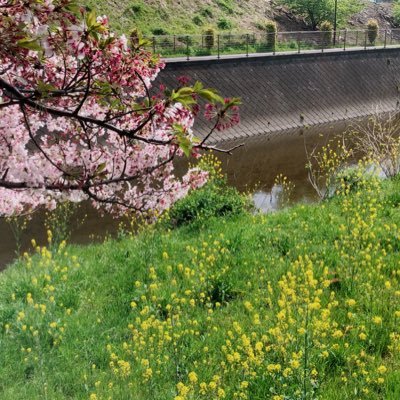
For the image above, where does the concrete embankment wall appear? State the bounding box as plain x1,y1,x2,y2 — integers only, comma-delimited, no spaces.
155,49,400,144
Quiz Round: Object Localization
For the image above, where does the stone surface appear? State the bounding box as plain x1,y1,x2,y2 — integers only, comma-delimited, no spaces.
155,48,400,144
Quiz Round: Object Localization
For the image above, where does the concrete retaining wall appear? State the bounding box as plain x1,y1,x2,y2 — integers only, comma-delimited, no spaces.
155,49,400,144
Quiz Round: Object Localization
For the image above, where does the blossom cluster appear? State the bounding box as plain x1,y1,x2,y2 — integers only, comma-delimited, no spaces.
0,1,239,217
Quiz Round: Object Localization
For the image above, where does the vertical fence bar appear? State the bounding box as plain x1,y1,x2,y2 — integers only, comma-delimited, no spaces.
297,32,301,53
273,32,276,55
265,33,268,53
264,33,267,53
145,29,399,61
321,31,324,53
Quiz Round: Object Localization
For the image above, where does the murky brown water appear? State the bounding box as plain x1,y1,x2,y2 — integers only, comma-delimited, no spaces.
0,120,355,270
218,122,353,210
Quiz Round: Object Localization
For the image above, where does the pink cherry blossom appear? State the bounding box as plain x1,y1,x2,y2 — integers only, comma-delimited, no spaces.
0,0,240,217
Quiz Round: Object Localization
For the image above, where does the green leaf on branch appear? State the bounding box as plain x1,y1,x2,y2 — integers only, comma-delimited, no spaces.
130,28,151,52
192,136,201,144
198,88,224,104
36,81,57,98
96,163,107,173
94,162,108,179
17,38,42,52
99,36,115,49
85,9,97,28
63,1,81,15
192,81,204,91
223,97,242,108
85,9,107,41
170,87,197,107
94,81,113,96
173,124,193,157
170,82,224,108
193,81,224,104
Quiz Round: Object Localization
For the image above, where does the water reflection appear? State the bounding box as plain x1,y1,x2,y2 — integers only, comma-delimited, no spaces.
253,187,284,214
0,120,355,270
217,123,349,211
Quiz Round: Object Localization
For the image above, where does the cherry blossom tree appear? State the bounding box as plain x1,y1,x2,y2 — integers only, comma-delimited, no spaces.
0,0,240,217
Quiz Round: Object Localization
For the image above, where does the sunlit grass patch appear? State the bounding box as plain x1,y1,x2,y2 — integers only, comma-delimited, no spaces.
0,173,400,399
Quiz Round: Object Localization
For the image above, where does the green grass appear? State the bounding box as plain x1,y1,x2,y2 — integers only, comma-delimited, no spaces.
82,0,241,36
80,0,369,37
1,173,400,399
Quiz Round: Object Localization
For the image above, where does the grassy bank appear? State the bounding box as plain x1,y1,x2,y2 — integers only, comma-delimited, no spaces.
82,0,267,36
81,0,368,36
1,172,400,399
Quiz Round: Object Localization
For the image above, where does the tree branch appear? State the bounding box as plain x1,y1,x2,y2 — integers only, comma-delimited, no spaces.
0,77,170,146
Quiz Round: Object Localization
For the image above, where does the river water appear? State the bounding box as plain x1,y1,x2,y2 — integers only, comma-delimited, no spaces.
0,121,354,270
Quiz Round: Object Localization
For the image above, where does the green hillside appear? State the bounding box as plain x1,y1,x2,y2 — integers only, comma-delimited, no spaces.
83,0,274,35
84,0,393,35
82,0,395,36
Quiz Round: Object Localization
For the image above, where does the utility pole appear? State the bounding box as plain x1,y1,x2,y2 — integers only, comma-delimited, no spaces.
333,0,338,46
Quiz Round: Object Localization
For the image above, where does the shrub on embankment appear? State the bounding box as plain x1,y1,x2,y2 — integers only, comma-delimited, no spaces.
1,168,400,399
166,156,250,228
319,20,333,47
367,18,379,45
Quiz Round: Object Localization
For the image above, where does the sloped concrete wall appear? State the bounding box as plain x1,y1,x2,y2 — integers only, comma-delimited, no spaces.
155,49,400,144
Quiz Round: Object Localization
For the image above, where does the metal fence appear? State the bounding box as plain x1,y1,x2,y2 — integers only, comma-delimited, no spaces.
143,29,400,60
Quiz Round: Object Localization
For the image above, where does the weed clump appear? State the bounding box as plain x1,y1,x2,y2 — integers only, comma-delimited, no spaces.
203,28,215,51
320,20,333,47
166,155,249,228
217,17,232,30
264,20,277,51
367,19,379,45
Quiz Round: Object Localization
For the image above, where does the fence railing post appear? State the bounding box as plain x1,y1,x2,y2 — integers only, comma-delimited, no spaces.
146,29,398,61
297,32,301,54
320,31,324,53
